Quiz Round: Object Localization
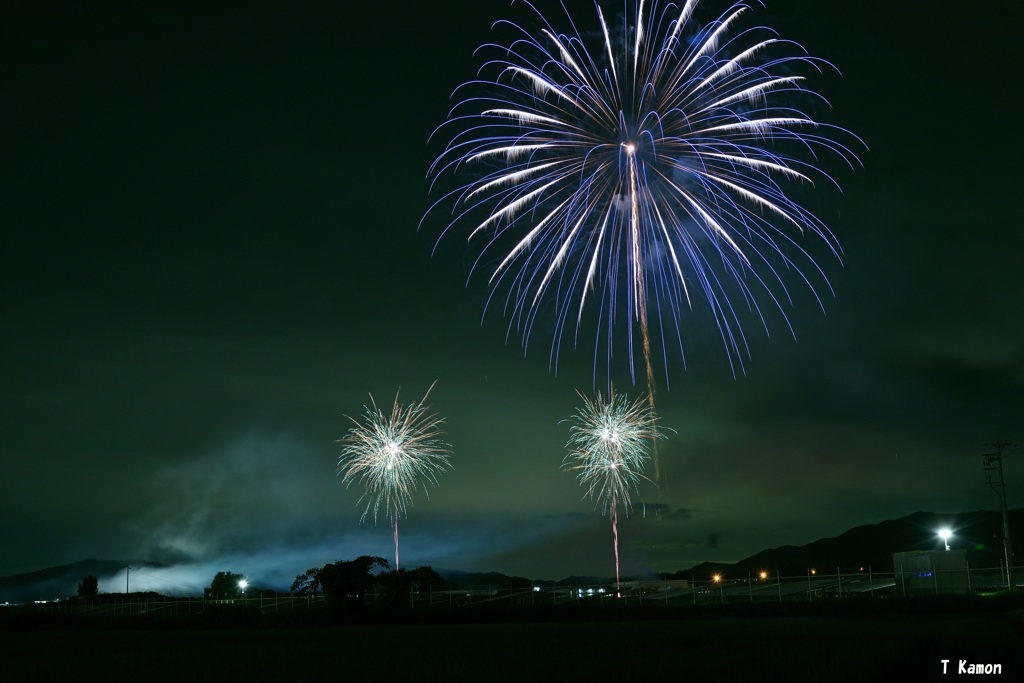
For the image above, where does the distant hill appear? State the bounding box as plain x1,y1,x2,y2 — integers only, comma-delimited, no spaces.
440,510,1023,587
668,509,1023,580
3,510,1020,601
438,569,537,590
0,559,165,604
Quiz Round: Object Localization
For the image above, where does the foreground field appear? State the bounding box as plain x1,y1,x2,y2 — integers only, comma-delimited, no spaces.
5,608,1022,681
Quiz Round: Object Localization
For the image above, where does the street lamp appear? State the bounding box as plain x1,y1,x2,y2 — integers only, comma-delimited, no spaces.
238,579,248,602
712,574,723,603
938,529,951,551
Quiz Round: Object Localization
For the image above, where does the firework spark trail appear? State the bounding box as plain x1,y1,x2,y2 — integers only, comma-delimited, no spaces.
336,382,453,569
627,133,665,499
563,388,667,588
612,506,620,592
425,0,862,385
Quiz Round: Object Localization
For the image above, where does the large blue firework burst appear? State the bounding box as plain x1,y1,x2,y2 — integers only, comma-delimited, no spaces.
426,0,861,383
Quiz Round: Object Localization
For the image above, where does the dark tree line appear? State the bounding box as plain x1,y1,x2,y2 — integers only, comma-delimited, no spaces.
74,561,446,609
291,556,447,610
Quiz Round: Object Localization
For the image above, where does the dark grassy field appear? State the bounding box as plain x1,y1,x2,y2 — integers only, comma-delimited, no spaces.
4,602,1022,681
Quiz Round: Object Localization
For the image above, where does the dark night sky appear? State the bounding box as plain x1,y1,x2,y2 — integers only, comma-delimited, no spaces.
1,0,1021,592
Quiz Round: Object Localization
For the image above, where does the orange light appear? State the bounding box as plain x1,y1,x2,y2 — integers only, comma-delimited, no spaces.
759,571,767,580
712,574,721,583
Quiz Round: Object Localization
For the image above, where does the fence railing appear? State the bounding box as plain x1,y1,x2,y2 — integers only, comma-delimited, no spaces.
418,563,1020,609
9,594,326,617
8,564,1019,616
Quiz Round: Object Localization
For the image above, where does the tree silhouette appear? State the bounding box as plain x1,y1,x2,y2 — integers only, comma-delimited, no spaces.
290,567,323,596
77,575,98,597
204,571,246,599
317,556,389,609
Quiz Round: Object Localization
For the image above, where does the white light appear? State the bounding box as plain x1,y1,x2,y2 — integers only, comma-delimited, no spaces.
938,528,952,550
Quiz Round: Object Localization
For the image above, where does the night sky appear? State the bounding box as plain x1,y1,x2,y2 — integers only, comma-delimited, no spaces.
2,0,1020,593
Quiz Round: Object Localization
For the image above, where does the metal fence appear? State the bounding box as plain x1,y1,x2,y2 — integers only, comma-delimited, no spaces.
9,564,1019,616
12,594,325,617
431,563,1020,609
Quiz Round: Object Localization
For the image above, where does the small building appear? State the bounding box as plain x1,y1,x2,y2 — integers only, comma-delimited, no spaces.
892,549,969,596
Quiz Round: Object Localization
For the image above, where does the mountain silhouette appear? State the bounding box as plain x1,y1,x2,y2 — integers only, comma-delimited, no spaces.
2,510,1019,602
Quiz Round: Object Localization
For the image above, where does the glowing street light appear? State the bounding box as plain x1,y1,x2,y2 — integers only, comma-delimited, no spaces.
711,573,724,603
939,529,952,551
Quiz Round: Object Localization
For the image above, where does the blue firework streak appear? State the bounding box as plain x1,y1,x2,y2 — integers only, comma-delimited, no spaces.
426,0,862,382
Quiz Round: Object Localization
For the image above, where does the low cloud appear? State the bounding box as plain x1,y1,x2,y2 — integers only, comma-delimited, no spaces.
128,431,344,567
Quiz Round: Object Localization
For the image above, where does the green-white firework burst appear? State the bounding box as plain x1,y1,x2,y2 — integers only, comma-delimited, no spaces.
564,388,666,586
337,381,452,568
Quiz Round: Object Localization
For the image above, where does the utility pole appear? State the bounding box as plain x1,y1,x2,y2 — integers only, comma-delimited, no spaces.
126,565,131,594
982,442,1015,590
